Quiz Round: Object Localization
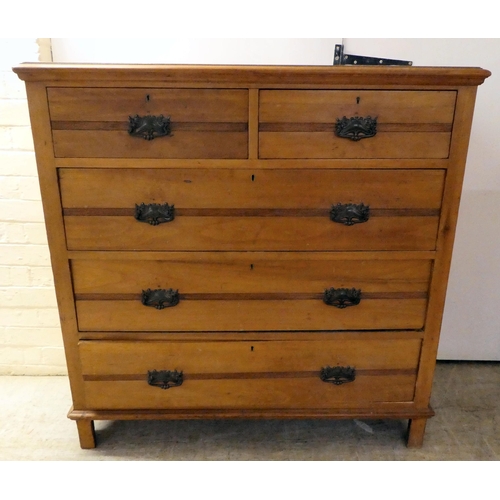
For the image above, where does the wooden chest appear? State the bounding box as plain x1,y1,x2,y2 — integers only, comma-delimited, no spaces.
14,64,490,448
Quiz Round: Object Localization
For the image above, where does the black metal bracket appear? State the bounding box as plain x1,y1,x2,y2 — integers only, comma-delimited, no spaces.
333,44,412,66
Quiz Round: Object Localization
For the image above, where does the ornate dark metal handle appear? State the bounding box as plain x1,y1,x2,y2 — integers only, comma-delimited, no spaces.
128,114,172,140
142,288,180,309
147,369,183,389
320,366,356,385
135,203,175,225
324,287,361,309
335,116,377,141
330,203,369,226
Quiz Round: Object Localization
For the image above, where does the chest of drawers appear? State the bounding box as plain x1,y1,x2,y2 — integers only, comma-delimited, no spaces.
14,63,490,449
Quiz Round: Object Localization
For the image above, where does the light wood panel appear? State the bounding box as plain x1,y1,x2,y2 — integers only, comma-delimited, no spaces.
53,130,248,159
59,168,445,209
48,88,249,122
64,215,440,251
80,338,422,374
259,90,456,123
259,132,451,159
83,376,417,410
76,297,427,332
71,256,432,294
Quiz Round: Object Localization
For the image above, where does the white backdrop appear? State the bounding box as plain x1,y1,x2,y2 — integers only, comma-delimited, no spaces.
51,38,340,65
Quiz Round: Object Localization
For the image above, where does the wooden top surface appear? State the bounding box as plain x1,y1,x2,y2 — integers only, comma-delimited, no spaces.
12,63,491,86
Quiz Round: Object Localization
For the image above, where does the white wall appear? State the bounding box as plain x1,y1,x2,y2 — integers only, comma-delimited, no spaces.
51,38,340,65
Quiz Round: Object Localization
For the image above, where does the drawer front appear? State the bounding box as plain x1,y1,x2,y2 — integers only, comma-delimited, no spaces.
48,88,248,158
259,90,456,159
61,168,443,252
80,339,421,409
74,254,430,332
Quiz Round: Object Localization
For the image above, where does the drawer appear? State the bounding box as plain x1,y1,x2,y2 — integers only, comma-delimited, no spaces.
74,254,430,332
61,168,443,252
259,90,456,159
48,88,248,158
79,339,421,409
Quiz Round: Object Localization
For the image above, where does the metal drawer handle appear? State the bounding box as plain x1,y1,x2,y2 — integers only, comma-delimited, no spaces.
128,114,172,140
324,287,361,308
147,369,183,389
135,203,175,225
320,366,356,385
330,203,369,226
141,288,180,309
335,116,377,141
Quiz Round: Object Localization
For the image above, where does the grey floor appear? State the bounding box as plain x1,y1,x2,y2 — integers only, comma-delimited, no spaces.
1,361,498,460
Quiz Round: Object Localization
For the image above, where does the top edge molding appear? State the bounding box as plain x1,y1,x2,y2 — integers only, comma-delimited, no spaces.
12,63,491,87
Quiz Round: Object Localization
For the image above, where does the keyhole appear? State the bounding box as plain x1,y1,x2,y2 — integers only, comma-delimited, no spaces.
251,174,255,181
250,264,254,270
251,346,254,352
356,96,360,104
146,94,150,102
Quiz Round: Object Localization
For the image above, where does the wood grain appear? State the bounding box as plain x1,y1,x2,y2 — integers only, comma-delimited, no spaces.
259,132,451,159
53,130,248,159
48,88,249,122
76,297,427,331
59,168,445,209
259,90,456,123
64,215,440,251
71,256,432,294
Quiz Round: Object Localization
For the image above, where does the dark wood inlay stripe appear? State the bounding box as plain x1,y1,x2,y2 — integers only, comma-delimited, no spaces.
75,292,427,301
259,122,452,133
83,368,417,382
64,207,440,217
52,121,248,132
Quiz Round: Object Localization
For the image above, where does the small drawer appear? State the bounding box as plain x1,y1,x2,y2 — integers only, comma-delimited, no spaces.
79,339,421,409
259,90,456,159
48,88,248,158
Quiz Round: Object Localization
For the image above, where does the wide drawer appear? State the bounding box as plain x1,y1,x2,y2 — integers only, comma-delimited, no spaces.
259,90,456,159
74,254,430,332
79,339,421,409
48,88,248,158
61,168,443,252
